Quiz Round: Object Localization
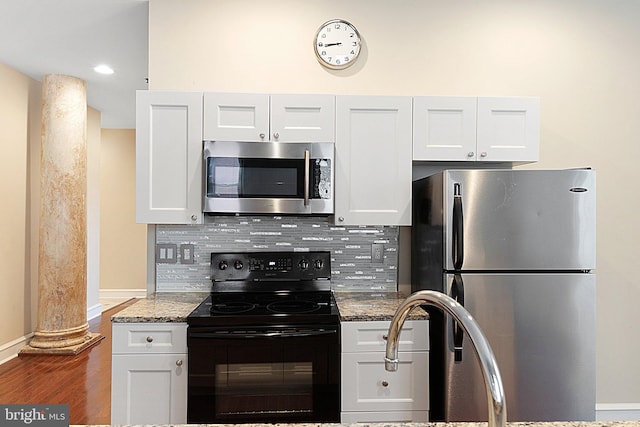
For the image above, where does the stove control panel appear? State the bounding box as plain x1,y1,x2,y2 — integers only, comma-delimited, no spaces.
210,251,331,282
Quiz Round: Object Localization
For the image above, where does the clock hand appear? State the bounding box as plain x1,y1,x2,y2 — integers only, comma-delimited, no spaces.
324,42,343,47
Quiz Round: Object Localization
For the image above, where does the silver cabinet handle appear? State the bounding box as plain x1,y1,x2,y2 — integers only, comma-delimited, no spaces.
146,336,153,343
467,152,475,158
480,152,488,157
191,214,198,221
259,133,266,140
338,216,344,222
382,334,388,341
273,132,280,140
381,380,389,387
176,359,183,367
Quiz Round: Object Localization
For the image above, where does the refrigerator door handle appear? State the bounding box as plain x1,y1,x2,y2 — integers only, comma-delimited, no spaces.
452,183,464,270
451,274,465,362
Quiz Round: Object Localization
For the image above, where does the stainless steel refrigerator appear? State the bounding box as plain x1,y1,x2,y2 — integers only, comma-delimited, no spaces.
411,169,596,422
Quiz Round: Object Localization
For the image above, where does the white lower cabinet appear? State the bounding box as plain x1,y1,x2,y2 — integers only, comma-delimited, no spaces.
111,323,187,424
341,320,429,422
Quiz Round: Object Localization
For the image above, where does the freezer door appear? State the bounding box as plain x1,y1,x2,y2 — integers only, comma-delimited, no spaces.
443,169,596,271
442,273,595,422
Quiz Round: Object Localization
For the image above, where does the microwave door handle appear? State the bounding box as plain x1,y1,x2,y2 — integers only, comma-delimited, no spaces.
304,150,310,206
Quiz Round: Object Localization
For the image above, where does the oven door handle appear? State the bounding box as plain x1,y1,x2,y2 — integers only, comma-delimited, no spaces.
189,329,337,339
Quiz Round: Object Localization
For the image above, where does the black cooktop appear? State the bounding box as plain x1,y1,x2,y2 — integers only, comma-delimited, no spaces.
187,251,339,327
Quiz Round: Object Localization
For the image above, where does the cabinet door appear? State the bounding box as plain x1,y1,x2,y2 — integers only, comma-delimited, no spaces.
136,91,203,224
203,92,269,141
270,94,335,142
111,353,187,424
413,96,477,161
335,95,412,225
341,351,429,412
476,97,540,162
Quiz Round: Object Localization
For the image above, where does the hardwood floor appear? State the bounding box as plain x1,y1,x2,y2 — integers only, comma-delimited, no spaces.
0,299,136,425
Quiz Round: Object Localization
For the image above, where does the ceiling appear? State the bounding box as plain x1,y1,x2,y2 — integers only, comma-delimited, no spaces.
0,0,149,129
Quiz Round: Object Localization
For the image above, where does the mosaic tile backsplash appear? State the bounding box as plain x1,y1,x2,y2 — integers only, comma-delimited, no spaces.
155,215,399,292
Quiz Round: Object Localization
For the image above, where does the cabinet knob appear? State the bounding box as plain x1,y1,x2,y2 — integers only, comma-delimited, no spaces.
146,336,153,343
176,359,183,367
273,132,280,140
381,380,389,387
467,152,475,158
259,133,266,140
382,334,388,341
480,152,488,158
338,216,344,222
191,214,198,221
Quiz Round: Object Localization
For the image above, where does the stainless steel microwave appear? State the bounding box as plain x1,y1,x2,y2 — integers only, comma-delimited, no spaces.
203,141,334,215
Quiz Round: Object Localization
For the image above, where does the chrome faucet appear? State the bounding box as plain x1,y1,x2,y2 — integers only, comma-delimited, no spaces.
384,290,507,427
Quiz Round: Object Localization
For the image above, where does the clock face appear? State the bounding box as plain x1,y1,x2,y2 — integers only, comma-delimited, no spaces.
314,19,361,70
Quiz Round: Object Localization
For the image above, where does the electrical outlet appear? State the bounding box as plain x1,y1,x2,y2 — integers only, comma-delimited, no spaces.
371,243,384,263
156,243,177,263
180,244,195,264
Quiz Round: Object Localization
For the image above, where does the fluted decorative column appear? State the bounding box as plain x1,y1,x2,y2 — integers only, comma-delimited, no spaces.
22,74,102,355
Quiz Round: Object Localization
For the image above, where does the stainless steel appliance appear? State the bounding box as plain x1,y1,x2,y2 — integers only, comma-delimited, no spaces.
411,168,596,422
187,251,340,424
203,141,334,215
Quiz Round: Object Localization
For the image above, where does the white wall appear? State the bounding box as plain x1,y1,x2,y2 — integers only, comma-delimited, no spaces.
147,0,640,406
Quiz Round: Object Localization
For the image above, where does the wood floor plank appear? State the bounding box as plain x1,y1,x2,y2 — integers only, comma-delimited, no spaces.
0,299,136,425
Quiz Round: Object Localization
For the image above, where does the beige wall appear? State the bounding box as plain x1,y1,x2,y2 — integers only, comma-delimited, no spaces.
0,62,36,348
100,129,147,291
148,0,640,404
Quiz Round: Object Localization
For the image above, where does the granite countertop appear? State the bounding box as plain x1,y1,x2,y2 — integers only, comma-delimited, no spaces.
79,422,640,427
334,291,428,321
110,292,208,323
110,291,427,323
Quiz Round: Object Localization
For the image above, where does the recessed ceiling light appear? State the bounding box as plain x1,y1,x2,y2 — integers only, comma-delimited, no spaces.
94,64,114,75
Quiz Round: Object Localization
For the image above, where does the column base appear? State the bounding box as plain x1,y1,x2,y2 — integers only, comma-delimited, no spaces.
20,333,104,356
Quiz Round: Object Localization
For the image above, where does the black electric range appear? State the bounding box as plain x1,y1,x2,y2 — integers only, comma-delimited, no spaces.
186,251,340,424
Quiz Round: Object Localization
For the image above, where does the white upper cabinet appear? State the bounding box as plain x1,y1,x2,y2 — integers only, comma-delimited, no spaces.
335,95,412,226
136,91,203,224
203,93,335,142
413,96,477,161
413,96,540,162
476,96,540,162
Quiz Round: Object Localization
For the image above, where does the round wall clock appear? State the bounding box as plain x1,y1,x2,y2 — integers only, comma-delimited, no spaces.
314,19,362,70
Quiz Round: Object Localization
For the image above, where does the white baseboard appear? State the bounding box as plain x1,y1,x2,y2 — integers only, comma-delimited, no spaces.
87,302,103,321
99,288,147,299
596,403,640,421
0,333,33,366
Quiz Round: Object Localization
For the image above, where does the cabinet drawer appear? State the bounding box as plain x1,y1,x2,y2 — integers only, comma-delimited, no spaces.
341,410,429,423
341,351,429,412
112,323,187,354
341,320,428,353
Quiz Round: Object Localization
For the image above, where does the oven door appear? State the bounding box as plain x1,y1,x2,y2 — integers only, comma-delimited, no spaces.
203,141,334,215
187,324,340,423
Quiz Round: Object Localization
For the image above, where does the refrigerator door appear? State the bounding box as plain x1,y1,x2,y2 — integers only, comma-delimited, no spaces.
443,169,596,271
443,273,595,422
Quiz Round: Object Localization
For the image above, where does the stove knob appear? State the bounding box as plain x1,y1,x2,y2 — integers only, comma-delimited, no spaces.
314,259,324,269
218,260,228,270
234,260,243,270
299,259,309,270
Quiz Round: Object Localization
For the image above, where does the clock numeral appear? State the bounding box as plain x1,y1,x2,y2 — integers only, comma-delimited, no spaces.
350,50,355,55
336,59,341,65
352,42,358,46
344,57,350,62
334,24,341,29
321,50,327,56
350,32,355,37
321,33,327,38
327,56,332,62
